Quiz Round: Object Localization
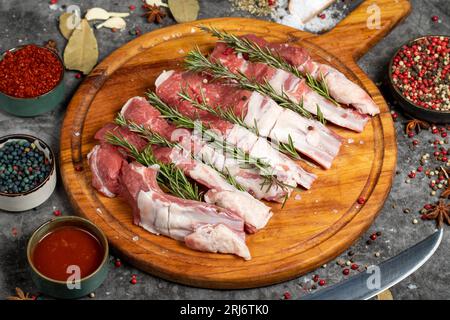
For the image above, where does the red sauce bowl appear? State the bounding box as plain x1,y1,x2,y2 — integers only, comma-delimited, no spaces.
27,216,109,299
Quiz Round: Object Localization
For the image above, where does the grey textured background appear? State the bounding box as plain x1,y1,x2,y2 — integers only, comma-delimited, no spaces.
0,0,449,300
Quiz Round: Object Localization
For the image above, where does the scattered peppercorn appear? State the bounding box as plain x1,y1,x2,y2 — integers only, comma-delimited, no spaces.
283,291,291,300
357,197,366,204
318,279,326,286
343,268,350,275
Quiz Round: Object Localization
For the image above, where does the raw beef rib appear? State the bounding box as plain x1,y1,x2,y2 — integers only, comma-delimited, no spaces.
120,96,290,202
120,161,251,260
239,34,380,116
156,70,341,169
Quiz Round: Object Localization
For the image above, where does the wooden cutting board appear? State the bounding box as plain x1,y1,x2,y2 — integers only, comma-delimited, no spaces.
60,0,410,289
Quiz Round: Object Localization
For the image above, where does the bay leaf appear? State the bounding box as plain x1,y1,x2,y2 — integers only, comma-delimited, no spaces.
168,0,199,23
59,12,80,39
63,19,99,75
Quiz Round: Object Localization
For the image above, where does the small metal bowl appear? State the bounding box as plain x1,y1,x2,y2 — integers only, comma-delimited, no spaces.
27,216,109,299
0,134,56,211
0,45,65,117
387,35,450,123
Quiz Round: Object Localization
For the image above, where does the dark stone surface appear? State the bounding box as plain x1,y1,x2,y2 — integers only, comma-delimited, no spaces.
0,0,448,300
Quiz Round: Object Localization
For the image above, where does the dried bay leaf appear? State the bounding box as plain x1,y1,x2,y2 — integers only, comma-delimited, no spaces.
59,12,80,39
63,19,98,75
168,0,199,23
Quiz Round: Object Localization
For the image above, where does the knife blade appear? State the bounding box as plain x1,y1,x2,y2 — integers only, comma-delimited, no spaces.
301,228,444,300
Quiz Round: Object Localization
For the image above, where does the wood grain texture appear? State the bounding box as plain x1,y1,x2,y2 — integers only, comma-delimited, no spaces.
59,0,410,289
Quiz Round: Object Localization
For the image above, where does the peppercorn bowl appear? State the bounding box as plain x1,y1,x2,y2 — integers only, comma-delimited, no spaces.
0,134,57,211
0,45,65,117
387,35,450,123
27,216,109,299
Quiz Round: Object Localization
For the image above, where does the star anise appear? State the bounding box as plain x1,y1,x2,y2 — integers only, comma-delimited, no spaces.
441,180,450,199
405,118,429,134
7,287,35,301
423,199,450,228
142,3,166,23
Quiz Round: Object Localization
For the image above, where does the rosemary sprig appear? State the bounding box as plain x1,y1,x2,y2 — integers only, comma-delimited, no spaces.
116,112,248,192
106,132,202,201
178,87,250,131
146,91,290,192
147,91,266,168
184,48,326,123
115,113,177,148
316,104,326,125
199,25,339,106
278,135,301,160
178,87,303,161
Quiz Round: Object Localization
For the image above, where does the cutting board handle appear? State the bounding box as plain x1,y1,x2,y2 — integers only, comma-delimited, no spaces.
314,0,411,61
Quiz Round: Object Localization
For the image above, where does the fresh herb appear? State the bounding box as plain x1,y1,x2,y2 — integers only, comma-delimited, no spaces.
116,113,247,192
184,47,315,120
316,104,326,125
115,113,176,148
179,87,304,160
106,132,202,201
200,26,339,106
146,91,289,192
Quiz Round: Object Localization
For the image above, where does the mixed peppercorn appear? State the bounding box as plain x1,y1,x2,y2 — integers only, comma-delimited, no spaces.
391,36,450,112
0,45,63,98
0,140,51,194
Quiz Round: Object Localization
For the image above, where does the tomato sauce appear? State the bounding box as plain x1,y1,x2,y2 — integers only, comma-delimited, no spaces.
32,226,104,281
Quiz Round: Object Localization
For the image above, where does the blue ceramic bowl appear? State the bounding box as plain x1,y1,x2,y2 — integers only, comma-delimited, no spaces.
0,45,65,117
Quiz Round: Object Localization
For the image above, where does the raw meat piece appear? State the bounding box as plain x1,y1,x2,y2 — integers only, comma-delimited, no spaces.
210,42,369,132
154,72,317,185
120,96,289,202
156,70,341,169
87,143,127,197
240,34,380,116
94,123,273,232
120,161,251,260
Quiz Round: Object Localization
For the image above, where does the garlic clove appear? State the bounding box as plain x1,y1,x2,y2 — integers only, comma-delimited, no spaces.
96,17,127,30
108,12,130,18
145,0,169,7
85,7,110,21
